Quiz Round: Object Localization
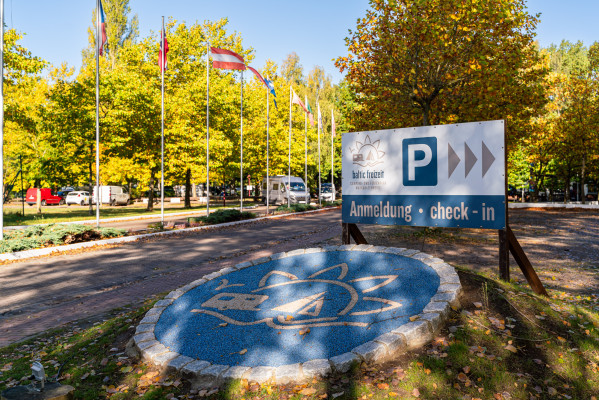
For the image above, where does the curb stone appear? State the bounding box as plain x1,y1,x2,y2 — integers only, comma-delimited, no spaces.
136,245,462,386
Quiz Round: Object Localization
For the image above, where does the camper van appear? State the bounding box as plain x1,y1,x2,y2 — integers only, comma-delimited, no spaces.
319,182,336,202
92,185,130,206
261,176,310,205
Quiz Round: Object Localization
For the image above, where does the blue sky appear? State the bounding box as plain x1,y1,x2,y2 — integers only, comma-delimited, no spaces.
6,0,599,84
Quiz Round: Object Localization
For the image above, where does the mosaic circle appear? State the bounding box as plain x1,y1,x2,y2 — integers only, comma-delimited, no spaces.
134,245,462,384
154,249,439,367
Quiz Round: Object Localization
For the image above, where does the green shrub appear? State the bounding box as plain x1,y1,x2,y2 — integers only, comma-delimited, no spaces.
187,209,256,225
276,203,317,213
0,224,127,253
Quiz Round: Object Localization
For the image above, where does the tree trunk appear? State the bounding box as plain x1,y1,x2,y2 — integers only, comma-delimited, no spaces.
581,153,587,204
184,168,192,208
147,174,155,211
564,172,570,205
421,102,430,127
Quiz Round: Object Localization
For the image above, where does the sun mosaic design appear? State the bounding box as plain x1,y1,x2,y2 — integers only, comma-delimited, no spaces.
134,245,462,386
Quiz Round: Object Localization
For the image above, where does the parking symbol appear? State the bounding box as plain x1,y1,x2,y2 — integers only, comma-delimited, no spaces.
402,137,437,186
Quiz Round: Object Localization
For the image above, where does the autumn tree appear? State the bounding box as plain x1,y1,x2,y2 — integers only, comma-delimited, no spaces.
336,0,546,138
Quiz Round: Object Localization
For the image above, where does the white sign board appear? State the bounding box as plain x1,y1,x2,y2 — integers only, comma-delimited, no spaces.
342,120,506,229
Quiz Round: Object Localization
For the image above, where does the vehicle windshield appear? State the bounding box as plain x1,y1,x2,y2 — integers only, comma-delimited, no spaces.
321,186,333,193
288,182,306,192
67,192,79,196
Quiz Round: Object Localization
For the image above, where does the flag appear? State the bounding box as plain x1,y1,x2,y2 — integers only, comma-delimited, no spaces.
264,77,278,109
211,47,246,70
331,110,336,137
291,88,308,113
318,103,323,131
158,27,169,71
246,66,268,88
306,97,315,127
98,0,107,56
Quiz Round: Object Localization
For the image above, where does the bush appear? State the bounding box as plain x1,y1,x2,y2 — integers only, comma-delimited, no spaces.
275,203,317,213
187,209,256,225
0,224,127,253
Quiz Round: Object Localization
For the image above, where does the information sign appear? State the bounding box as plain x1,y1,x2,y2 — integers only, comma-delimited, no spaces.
342,120,506,229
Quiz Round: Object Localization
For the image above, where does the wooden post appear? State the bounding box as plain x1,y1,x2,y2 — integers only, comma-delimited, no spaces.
342,223,350,244
342,222,368,245
498,229,510,281
507,226,548,296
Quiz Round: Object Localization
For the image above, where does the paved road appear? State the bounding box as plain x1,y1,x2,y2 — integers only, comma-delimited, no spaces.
0,209,341,347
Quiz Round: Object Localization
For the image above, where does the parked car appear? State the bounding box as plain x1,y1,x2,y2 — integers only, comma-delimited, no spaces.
65,191,90,206
92,185,130,206
261,176,310,205
25,188,65,206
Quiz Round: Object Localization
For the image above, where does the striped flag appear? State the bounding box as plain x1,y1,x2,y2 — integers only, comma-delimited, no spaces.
331,110,336,137
318,103,323,131
291,88,308,113
98,0,107,56
246,66,267,87
211,47,246,70
306,97,315,127
158,27,169,71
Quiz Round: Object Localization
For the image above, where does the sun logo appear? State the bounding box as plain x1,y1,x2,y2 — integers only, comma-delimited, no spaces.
191,263,402,330
350,135,385,167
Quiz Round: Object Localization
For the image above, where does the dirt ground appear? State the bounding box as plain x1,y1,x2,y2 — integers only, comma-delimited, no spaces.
325,208,599,299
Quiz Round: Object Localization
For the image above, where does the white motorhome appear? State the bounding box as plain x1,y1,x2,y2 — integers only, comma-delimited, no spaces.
261,176,310,205
319,182,336,202
92,185,130,206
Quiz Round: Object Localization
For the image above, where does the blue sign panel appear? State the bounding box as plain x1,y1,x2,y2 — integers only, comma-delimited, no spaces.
342,194,506,229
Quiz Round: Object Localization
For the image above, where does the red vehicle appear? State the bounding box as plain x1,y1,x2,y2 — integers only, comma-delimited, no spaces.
25,188,65,206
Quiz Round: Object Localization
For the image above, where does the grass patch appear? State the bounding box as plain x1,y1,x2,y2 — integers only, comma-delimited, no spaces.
0,224,127,253
1,270,597,399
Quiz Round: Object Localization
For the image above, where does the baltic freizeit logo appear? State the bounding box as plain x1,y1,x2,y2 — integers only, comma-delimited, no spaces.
350,135,385,167
191,263,402,330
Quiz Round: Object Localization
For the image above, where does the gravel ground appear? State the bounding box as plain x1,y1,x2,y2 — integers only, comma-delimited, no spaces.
323,208,599,298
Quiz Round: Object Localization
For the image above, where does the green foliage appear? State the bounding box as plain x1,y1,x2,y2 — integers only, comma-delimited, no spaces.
188,208,256,225
0,224,126,253
275,203,317,213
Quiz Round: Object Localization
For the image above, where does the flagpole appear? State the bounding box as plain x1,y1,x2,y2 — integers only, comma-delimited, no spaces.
288,86,291,208
318,103,321,207
95,0,101,227
304,95,308,204
206,42,210,216
0,0,4,240
240,69,244,212
160,16,165,225
266,83,270,215
331,109,334,196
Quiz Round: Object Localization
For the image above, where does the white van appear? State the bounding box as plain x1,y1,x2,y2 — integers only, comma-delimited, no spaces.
319,183,336,202
261,176,310,205
92,185,130,206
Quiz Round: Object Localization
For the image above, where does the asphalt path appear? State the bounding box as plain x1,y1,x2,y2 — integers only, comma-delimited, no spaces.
0,208,341,347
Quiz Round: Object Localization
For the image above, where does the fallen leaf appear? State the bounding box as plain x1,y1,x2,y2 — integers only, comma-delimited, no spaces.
300,387,317,395
409,315,420,322
504,344,517,353
299,328,311,336
474,302,483,308
389,392,398,398
412,388,420,397
547,387,557,395
239,349,248,355
332,392,344,399
377,383,389,390
120,366,133,373
463,366,471,373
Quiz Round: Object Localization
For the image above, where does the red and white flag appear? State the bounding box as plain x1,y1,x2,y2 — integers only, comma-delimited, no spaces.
331,110,336,137
158,28,169,71
211,47,246,70
291,88,308,113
